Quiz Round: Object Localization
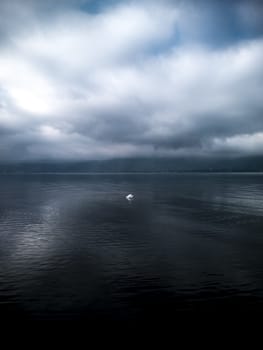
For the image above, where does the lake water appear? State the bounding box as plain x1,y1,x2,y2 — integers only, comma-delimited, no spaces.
1,173,263,319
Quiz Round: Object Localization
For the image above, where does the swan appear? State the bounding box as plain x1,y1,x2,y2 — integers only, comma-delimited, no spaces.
126,194,134,201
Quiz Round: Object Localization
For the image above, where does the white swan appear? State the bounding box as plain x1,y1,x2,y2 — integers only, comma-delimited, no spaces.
126,194,134,201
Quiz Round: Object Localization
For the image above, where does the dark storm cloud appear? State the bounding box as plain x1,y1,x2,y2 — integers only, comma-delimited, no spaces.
0,0,263,160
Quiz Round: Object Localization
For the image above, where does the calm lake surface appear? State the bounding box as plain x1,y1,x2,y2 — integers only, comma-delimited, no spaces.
1,173,263,319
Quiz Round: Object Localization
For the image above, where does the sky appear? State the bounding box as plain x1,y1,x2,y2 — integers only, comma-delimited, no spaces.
0,0,263,161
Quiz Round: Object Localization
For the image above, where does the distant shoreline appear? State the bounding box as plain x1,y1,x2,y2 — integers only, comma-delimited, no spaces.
1,171,263,175
2,157,263,174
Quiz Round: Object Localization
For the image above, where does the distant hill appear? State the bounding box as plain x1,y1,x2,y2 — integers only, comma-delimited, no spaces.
1,156,263,173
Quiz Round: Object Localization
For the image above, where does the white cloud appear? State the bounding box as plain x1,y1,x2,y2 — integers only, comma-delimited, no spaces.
213,132,263,155
0,0,263,160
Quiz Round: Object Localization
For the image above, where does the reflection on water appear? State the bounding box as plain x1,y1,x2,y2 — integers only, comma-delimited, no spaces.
1,173,263,319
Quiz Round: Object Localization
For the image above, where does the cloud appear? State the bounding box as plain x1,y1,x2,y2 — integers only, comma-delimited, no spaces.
0,0,263,161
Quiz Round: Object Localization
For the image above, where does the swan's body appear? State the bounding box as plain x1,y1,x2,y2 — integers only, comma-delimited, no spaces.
126,194,134,201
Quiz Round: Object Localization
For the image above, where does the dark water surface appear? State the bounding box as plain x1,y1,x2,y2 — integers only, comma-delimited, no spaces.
1,173,263,319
